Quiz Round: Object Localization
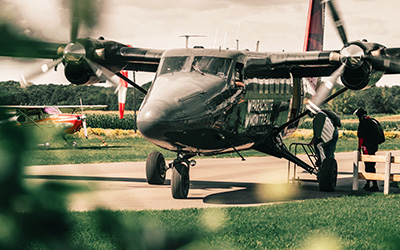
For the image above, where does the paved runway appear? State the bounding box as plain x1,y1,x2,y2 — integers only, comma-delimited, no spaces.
24,151,400,211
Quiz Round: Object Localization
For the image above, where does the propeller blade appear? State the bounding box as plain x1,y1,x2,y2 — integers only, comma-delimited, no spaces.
19,58,63,88
85,58,120,91
66,0,102,42
83,119,88,138
307,64,345,113
118,71,128,119
326,0,348,45
79,98,88,138
367,55,400,73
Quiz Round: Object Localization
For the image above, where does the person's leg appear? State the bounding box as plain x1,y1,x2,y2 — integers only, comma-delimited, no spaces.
365,148,378,191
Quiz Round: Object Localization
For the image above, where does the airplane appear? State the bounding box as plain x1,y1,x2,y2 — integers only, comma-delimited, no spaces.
1,0,400,198
0,104,107,148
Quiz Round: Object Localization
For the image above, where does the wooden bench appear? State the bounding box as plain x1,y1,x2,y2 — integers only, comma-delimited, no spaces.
353,151,400,194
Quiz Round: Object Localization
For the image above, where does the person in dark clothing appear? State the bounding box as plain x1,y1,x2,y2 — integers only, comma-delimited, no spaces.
309,110,339,166
354,108,379,191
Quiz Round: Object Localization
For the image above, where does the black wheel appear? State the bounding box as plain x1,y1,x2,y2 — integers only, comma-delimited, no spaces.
171,163,190,199
318,157,338,192
146,151,166,185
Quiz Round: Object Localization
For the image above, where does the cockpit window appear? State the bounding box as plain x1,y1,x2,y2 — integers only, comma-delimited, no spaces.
192,57,232,78
159,56,190,75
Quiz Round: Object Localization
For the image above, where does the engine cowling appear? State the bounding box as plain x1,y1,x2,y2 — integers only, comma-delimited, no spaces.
64,63,100,85
339,41,386,90
340,62,384,90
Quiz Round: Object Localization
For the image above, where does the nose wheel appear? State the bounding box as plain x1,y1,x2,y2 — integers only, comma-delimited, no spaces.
171,163,190,199
146,151,167,185
145,150,195,199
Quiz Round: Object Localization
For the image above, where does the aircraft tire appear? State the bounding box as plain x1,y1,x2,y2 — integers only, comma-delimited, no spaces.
171,163,190,199
318,157,337,192
146,151,166,185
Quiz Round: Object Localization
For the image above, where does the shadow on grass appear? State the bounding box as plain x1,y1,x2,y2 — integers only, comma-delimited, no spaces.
32,145,131,151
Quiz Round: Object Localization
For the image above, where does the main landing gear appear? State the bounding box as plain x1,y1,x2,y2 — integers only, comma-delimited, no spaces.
145,151,196,199
288,143,338,192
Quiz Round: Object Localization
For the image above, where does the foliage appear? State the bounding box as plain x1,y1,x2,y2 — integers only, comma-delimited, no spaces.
325,85,400,114
87,112,137,130
0,81,150,111
0,109,76,249
299,119,400,131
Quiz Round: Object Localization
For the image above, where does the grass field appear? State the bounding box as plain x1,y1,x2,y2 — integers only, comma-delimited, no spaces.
46,194,399,250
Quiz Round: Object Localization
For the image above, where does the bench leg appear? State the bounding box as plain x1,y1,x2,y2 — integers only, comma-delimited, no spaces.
353,151,360,191
384,152,392,195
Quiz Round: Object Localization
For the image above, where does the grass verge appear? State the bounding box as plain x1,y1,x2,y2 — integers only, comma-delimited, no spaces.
60,194,400,250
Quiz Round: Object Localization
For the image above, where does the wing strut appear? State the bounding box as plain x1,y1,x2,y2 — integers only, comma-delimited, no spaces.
115,72,148,95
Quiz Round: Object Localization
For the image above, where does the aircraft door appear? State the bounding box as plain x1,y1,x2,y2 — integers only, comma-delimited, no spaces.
230,63,244,88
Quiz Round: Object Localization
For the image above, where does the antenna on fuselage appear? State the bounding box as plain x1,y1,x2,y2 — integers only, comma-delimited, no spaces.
179,35,206,48
256,40,260,52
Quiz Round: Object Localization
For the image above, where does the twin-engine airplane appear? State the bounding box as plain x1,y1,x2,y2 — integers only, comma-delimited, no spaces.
0,104,107,148
2,0,400,198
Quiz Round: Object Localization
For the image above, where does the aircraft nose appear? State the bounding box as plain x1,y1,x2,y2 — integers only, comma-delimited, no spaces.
137,100,179,142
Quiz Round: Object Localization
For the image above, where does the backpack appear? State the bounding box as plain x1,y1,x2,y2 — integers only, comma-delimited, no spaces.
367,118,385,144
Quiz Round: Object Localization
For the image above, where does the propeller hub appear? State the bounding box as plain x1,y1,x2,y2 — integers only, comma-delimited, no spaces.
340,44,364,69
63,42,86,64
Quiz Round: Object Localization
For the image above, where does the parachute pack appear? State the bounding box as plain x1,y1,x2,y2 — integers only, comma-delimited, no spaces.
367,118,385,145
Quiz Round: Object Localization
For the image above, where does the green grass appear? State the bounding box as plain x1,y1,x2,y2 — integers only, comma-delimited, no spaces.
25,135,400,166
58,194,400,250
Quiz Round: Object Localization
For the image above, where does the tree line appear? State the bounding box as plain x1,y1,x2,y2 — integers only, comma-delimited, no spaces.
1,81,399,114
0,81,150,111
324,85,400,114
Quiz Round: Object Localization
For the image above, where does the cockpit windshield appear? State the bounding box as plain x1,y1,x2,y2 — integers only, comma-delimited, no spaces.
192,57,231,79
158,55,232,79
159,56,190,75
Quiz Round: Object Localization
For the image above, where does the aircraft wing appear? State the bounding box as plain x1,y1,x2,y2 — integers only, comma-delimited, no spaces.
56,105,108,114
118,47,164,73
0,105,107,115
245,50,340,79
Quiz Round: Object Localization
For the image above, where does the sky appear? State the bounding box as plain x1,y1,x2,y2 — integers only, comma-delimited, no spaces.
1,0,400,86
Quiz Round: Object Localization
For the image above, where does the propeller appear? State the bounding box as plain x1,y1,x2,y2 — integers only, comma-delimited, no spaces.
308,0,400,113
79,98,88,139
306,0,363,113
18,0,105,87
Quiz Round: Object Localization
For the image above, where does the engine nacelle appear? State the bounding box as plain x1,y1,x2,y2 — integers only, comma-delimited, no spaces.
64,63,100,85
341,61,384,90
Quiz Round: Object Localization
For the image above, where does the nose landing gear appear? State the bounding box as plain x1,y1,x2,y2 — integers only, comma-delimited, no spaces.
145,150,196,199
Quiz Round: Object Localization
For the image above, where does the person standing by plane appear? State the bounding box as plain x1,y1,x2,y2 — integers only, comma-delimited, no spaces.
309,109,340,166
354,108,384,191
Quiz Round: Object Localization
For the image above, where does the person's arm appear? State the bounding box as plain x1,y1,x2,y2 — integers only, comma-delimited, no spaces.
358,120,368,154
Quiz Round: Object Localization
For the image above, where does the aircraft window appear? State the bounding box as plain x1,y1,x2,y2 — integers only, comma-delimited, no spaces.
192,57,232,78
159,56,190,75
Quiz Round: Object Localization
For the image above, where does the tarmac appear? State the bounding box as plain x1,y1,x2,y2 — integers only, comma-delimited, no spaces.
24,150,400,211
